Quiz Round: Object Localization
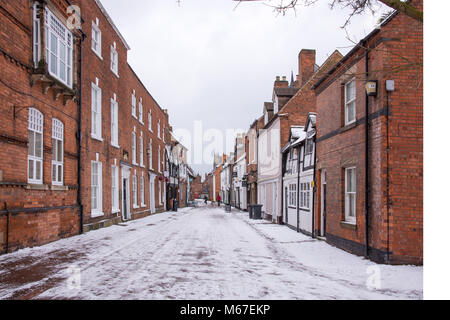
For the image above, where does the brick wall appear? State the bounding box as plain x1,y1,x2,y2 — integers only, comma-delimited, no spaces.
0,0,80,253
315,3,422,264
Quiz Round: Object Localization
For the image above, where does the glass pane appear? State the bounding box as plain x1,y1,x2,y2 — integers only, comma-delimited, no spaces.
349,194,356,217
58,165,62,182
29,160,34,179
28,131,34,156
36,160,41,180
58,140,63,161
51,33,57,54
35,133,42,158
52,139,57,160
52,164,56,181
50,53,57,73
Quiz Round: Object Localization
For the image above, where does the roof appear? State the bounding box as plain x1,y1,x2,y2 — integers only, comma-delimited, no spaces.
313,11,398,90
281,130,307,153
94,0,131,50
264,102,274,112
291,126,305,139
274,87,299,97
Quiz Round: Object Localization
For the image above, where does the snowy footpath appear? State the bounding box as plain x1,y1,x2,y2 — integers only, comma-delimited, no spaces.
0,203,422,300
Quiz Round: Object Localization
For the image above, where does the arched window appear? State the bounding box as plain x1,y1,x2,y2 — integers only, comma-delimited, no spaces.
28,108,43,184
52,118,64,185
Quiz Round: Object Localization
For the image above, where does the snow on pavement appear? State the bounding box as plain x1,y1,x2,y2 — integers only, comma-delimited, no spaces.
0,203,422,300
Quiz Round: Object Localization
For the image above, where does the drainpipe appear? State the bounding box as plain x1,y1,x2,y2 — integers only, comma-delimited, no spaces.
386,89,391,263
365,43,370,258
77,33,86,235
296,145,301,233
5,204,10,254
311,135,317,239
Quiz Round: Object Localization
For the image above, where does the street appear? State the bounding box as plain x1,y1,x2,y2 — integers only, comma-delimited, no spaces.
0,204,422,300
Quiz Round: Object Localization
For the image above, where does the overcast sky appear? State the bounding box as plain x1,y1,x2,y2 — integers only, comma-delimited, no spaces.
100,0,389,175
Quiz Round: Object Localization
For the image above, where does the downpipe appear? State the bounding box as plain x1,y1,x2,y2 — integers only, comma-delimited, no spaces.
365,43,370,258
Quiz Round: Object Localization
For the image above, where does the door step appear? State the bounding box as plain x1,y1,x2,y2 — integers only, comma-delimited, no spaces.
316,236,327,241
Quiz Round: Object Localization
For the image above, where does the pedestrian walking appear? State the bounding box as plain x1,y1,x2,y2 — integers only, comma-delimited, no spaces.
216,194,221,207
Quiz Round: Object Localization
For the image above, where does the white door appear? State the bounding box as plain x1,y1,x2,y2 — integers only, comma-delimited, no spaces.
273,182,277,222
320,170,327,237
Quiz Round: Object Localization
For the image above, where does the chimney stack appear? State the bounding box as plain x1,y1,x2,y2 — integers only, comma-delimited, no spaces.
274,75,289,88
298,49,316,86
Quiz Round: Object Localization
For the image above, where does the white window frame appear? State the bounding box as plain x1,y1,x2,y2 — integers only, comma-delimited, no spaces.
159,181,162,205
131,90,137,118
33,2,41,68
132,174,138,208
91,20,102,59
162,125,165,143
91,161,103,217
28,108,44,184
345,78,356,125
138,98,143,124
300,183,311,210
288,184,297,208
149,140,153,169
157,120,161,139
148,111,152,132
110,43,118,76
52,118,64,186
111,165,119,213
91,83,102,141
132,132,137,165
345,167,357,224
45,7,73,88
140,175,145,207
158,146,161,173
139,135,144,167
111,97,119,147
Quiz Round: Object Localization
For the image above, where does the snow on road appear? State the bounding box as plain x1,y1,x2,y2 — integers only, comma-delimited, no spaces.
0,203,423,300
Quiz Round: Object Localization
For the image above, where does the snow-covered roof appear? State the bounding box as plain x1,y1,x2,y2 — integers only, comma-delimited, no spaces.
291,126,304,139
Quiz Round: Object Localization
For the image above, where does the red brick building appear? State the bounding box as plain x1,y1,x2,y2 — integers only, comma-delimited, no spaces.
74,0,170,231
0,0,82,253
0,0,175,253
314,0,423,265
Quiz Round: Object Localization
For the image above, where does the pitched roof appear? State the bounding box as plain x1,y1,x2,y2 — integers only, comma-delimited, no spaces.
274,87,299,97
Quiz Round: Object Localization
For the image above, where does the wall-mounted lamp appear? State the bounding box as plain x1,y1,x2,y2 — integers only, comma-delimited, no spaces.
365,80,378,96
386,80,395,92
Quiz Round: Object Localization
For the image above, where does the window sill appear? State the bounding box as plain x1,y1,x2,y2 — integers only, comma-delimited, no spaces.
111,70,119,78
111,144,121,149
132,162,139,167
141,204,146,208
340,221,357,230
26,184,48,191
51,185,68,191
91,211,104,218
92,49,103,61
340,121,357,133
140,165,145,168
133,205,140,209
139,121,144,126
91,135,104,142
112,209,121,214
132,114,137,120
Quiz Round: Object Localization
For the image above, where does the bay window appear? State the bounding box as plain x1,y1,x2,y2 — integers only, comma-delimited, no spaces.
44,7,73,88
